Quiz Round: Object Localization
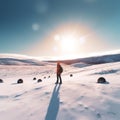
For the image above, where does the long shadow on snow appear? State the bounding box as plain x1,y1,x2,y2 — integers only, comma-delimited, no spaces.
45,84,61,120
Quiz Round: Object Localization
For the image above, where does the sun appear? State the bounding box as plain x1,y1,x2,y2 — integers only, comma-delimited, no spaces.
53,24,89,55
54,32,86,54
60,34,76,52
54,33,78,53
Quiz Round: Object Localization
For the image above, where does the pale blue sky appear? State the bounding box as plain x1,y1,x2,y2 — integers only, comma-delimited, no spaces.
0,0,120,57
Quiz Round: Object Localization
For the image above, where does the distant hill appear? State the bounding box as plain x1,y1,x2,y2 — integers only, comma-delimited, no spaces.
0,54,45,66
47,54,120,65
0,53,120,66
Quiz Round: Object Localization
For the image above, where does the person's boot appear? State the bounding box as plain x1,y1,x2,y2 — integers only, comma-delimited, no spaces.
55,82,58,84
55,79,58,84
59,82,62,84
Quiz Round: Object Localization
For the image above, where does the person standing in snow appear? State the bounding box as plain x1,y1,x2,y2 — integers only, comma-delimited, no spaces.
55,62,63,84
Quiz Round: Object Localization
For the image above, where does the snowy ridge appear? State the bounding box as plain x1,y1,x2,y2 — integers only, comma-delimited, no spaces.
0,53,120,66
0,54,48,66
79,53,120,64
55,53,120,65
0,58,44,66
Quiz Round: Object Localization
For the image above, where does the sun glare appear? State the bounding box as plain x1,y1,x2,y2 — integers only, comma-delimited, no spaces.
79,36,86,45
61,34,76,52
29,23,95,59
52,23,90,56
54,34,60,41
54,32,86,54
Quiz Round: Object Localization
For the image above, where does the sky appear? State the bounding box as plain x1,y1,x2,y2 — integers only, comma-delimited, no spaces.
0,0,120,59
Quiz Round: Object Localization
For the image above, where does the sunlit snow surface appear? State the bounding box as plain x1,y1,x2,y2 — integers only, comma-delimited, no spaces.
0,55,120,120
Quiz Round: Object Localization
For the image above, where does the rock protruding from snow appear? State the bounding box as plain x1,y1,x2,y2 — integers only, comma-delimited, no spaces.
48,76,50,78
37,79,42,83
97,77,106,83
0,79,3,83
70,74,73,77
17,79,23,84
33,77,37,80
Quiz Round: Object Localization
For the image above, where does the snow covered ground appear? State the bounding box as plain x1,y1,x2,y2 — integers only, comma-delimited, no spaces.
0,55,120,120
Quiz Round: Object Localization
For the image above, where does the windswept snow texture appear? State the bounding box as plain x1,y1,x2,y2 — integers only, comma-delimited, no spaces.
0,54,120,120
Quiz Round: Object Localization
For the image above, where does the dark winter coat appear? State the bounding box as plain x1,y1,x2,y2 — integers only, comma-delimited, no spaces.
56,63,63,75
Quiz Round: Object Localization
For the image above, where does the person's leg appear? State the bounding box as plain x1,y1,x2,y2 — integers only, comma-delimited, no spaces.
59,74,62,84
55,74,59,84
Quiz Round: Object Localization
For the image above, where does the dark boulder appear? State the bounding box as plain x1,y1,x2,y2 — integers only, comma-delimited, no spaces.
17,79,23,84
48,76,50,78
33,77,37,80
37,79,42,83
97,77,106,83
0,79,3,83
70,74,73,77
